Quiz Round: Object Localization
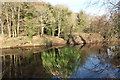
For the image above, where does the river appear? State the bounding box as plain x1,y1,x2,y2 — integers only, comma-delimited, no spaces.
0,42,120,79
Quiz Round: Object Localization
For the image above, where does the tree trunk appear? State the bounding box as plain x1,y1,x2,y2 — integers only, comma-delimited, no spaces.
5,8,11,37
57,11,61,37
0,3,3,34
37,17,40,35
52,28,55,36
41,27,44,36
11,7,17,37
11,7,14,37
0,18,4,34
58,19,61,37
41,15,44,36
17,4,20,36
58,25,60,37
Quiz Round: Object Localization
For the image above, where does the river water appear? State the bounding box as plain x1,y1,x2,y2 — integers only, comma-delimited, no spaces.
0,43,120,79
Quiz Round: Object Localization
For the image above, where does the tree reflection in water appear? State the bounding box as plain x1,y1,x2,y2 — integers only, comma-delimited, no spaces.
1,44,120,79
1,52,51,78
41,46,82,78
42,45,120,78
74,45,120,78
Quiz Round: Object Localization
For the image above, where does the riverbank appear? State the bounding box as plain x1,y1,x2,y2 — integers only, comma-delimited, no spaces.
0,35,66,49
0,33,119,49
67,33,104,44
1,39,119,79
67,33,120,45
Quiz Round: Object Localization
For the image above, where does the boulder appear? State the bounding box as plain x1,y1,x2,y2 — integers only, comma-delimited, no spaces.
68,33,104,45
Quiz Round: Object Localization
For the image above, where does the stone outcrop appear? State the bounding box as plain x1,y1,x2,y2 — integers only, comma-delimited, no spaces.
67,33,104,45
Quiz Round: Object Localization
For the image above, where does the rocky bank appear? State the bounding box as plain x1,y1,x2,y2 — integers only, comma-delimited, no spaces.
67,33,104,45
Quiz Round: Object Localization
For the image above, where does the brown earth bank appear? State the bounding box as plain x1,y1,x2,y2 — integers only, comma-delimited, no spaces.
1,42,119,57
0,33,119,48
0,35,66,49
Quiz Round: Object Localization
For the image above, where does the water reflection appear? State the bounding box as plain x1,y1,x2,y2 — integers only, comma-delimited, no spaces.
42,46,82,78
1,44,120,79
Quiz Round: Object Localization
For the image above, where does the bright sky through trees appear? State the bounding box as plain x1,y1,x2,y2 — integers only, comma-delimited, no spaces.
1,0,119,15
43,0,119,16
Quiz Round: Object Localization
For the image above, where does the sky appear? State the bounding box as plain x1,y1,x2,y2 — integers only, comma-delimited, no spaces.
42,0,117,16
2,0,118,16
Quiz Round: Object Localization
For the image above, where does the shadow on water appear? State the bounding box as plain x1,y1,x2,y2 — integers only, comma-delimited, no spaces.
0,43,120,79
